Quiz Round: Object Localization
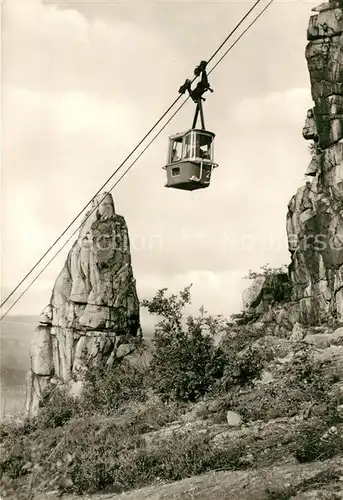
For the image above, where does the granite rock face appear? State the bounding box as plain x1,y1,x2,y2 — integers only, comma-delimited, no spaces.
25,193,142,415
286,0,343,325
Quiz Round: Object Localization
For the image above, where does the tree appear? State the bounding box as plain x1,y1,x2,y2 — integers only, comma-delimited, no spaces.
141,286,227,402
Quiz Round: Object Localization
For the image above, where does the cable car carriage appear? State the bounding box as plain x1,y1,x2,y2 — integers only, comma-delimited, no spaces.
163,61,218,191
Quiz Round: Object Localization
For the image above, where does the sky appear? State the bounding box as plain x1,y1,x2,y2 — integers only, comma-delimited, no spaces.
1,0,320,329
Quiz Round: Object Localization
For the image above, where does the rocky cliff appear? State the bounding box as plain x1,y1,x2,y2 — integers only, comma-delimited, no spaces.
25,193,142,415
286,0,343,325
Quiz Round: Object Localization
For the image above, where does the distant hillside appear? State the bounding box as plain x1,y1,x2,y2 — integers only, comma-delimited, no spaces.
0,316,37,418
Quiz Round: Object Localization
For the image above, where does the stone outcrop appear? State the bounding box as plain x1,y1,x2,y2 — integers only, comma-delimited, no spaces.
286,0,343,325
239,269,294,333
242,272,291,315
25,193,142,415
33,459,343,500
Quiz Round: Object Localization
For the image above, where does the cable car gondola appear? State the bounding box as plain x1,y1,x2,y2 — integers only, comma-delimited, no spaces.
163,61,218,191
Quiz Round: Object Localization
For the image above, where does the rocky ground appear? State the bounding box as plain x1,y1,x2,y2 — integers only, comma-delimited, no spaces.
2,315,343,499
34,457,343,500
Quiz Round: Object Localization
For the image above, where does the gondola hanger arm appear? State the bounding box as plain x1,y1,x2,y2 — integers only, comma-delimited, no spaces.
178,61,213,103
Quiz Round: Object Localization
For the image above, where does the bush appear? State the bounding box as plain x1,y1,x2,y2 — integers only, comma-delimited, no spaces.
0,403,247,496
81,359,149,414
216,345,265,393
142,286,229,402
142,286,265,403
33,389,80,429
295,420,343,463
14,355,151,434
289,350,340,393
243,263,288,280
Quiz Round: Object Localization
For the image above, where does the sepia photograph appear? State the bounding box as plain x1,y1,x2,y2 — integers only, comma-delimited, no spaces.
1,0,343,498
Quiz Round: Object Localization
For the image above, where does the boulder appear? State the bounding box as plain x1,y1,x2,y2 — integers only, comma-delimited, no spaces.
242,275,266,311
226,411,242,427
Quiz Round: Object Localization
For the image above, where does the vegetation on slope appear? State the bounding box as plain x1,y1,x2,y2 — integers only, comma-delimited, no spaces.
1,279,343,499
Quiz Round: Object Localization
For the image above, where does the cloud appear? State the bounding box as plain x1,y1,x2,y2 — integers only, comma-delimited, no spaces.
230,88,312,130
137,268,249,315
3,0,178,104
138,268,250,333
1,85,139,287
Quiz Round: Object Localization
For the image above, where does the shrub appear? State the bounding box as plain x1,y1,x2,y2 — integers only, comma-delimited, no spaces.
81,359,150,414
223,383,304,422
217,345,265,391
287,349,341,404
142,286,229,402
294,419,343,463
0,405,247,496
152,322,225,402
243,263,288,280
32,389,80,429
265,469,343,499
142,286,265,403
65,430,246,494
